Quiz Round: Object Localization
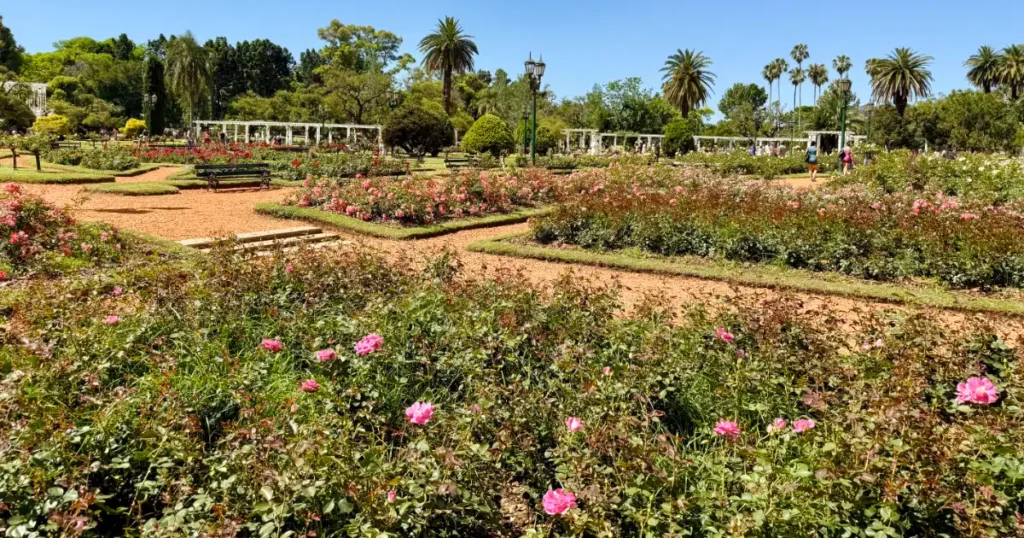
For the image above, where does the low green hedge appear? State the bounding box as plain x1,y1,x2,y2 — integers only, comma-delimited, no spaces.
0,169,115,184
84,182,181,196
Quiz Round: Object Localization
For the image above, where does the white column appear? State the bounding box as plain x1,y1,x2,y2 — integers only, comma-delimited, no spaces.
316,126,321,144
305,126,309,145
245,124,250,143
346,127,352,141
328,129,333,143
286,127,293,146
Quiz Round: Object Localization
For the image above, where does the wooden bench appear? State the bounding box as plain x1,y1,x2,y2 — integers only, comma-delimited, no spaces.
194,163,271,191
444,153,479,170
50,142,81,150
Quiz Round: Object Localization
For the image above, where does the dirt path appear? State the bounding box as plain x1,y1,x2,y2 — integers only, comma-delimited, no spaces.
18,167,300,240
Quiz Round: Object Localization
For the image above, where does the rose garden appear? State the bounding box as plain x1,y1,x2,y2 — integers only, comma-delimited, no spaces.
1,13,1024,538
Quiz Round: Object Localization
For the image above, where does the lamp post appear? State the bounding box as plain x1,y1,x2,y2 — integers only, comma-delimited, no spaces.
864,102,874,141
524,52,546,165
837,78,852,152
521,106,530,155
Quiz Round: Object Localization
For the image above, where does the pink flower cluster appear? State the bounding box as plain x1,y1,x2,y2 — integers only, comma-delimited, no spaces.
301,378,320,392
714,327,734,343
261,339,283,352
955,376,999,405
565,417,583,432
713,419,741,439
542,489,577,515
354,333,384,356
768,417,817,433
315,348,338,362
405,402,435,424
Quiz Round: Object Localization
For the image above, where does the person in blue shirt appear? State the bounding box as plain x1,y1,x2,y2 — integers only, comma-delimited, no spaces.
805,141,819,181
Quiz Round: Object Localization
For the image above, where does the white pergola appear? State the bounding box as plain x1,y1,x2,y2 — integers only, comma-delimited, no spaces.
193,120,382,147
3,82,47,118
564,128,665,155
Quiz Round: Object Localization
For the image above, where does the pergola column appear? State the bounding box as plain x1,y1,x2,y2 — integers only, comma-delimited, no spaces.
286,127,293,146
304,126,309,146
316,126,321,144
328,129,333,144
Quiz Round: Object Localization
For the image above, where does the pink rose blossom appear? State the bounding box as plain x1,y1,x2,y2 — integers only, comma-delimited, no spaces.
602,366,612,376
112,286,123,296
405,402,435,424
768,418,787,432
300,378,320,392
261,339,283,352
285,264,294,273
354,333,384,356
714,327,734,343
956,376,999,405
542,489,577,515
315,348,338,362
103,315,120,325
787,200,800,209
959,213,980,221
792,418,816,433
387,490,396,503
713,419,741,439
566,417,583,432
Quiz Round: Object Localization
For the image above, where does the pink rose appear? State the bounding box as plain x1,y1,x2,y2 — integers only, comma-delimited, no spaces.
103,315,120,325
405,402,435,425
542,489,577,515
315,348,338,362
285,264,294,273
387,490,396,503
768,418,787,433
0,270,8,281
602,366,612,376
956,376,999,405
354,333,384,356
301,378,320,392
792,418,816,433
713,419,741,439
261,339,283,352
565,417,583,432
112,286,123,296
714,327,734,343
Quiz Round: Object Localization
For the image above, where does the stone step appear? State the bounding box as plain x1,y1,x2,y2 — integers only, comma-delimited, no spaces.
198,232,344,253
180,227,322,249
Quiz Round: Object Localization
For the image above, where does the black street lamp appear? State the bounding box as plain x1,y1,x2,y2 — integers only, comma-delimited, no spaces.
837,78,852,152
521,105,530,155
524,52,546,164
864,102,874,141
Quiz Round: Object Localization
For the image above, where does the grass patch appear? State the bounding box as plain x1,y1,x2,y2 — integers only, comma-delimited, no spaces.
46,162,170,177
0,167,115,184
84,182,180,196
256,203,549,240
467,234,1024,315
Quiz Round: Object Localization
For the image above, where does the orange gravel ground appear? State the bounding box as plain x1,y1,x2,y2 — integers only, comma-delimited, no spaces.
14,167,1024,340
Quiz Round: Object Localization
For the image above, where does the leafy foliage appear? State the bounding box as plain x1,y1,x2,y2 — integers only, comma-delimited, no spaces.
32,114,71,136
383,104,454,157
461,114,514,156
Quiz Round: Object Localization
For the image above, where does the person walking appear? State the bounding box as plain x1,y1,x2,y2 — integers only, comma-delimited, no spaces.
805,141,819,182
842,145,853,175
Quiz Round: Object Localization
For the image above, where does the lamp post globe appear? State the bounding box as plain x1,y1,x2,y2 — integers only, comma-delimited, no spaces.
524,53,546,165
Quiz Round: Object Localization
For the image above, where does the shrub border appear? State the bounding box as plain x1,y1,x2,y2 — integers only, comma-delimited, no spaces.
466,234,1024,315
0,169,116,184
256,203,549,240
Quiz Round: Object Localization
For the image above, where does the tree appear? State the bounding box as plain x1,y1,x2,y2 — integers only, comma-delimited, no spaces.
662,116,701,156
0,83,34,131
165,31,211,125
322,66,392,124
789,68,805,128
833,55,852,79
938,90,1019,151
112,33,135,62
718,83,767,116
296,49,325,84
1000,44,1024,100
205,37,242,119
762,63,778,106
660,49,715,118
418,17,478,115
144,56,167,135
0,16,24,73
965,46,1002,94
382,103,454,157
317,20,406,72
869,48,933,117
770,58,789,109
790,44,809,132
461,113,514,156
808,64,829,103
236,39,294,97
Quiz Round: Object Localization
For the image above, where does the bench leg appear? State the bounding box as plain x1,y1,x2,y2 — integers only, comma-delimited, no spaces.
207,176,218,192
262,172,270,189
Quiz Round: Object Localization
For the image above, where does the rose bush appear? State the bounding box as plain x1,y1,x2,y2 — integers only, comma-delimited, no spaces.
0,244,1020,536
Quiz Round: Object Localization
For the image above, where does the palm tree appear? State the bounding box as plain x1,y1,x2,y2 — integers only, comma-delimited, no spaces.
965,46,1002,93
419,17,478,115
771,58,789,109
868,48,933,116
790,44,809,132
165,31,211,125
999,44,1024,100
661,49,716,118
763,63,776,102
833,55,852,79
808,64,829,103
789,67,805,136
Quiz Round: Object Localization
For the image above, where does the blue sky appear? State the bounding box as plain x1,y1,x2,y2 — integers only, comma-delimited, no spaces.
5,0,1023,110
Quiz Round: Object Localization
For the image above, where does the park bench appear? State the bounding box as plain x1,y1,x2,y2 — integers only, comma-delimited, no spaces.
444,153,480,170
194,163,271,191
50,141,80,150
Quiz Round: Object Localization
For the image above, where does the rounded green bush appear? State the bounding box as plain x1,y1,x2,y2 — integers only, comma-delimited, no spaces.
382,104,454,158
461,114,514,157
662,117,699,157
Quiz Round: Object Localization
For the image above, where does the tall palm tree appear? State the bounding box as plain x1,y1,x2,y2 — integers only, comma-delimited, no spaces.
833,55,852,79
661,49,716,118
763,63,777,103
789,67,805,136
165,31,211,125
790,44,809,132
965,46,1002,93
868,48,933,116
771,58,789,109
419,17,478,115
808,64,829,103
999,44,1024,100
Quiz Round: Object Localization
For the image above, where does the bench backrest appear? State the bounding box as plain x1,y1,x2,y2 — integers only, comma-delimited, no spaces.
195,163,269,171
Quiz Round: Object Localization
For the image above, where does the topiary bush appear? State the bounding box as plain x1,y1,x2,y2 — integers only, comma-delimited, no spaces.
461,114,514,157
31,115,71,137
514,117,566,155
662,117,699,157
123,118,147,139
382,104,454,158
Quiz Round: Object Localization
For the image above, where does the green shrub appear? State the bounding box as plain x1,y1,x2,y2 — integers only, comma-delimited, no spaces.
382,104,454,158
662,117,699,157
514,117,566,155
32,114,71,136
123,118,147,138
461,114,514,157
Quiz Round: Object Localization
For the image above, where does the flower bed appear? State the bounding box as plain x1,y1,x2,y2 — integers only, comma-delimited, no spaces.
273,152,407,181
830,149,1024,202
285,168,557,226
47,145,141,171
0,183,125,275
676,150,839,178
1,245,1021,536
533,167,1024,289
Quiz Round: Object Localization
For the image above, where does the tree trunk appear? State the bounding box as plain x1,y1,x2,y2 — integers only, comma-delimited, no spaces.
983,82,991,94
34,152,41,171
443,68,453,116
10,147,16,170
681,102,690,119
895,95,908,117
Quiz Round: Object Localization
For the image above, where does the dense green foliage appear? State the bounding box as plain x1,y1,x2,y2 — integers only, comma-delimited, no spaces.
676,150,838,178
662,117,699,156
461,114,514,156
1,236,1022,536
382,104,454,157
535,164,1024,289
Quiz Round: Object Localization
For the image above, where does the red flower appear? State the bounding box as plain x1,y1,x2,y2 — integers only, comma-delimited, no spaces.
291,160,302,167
